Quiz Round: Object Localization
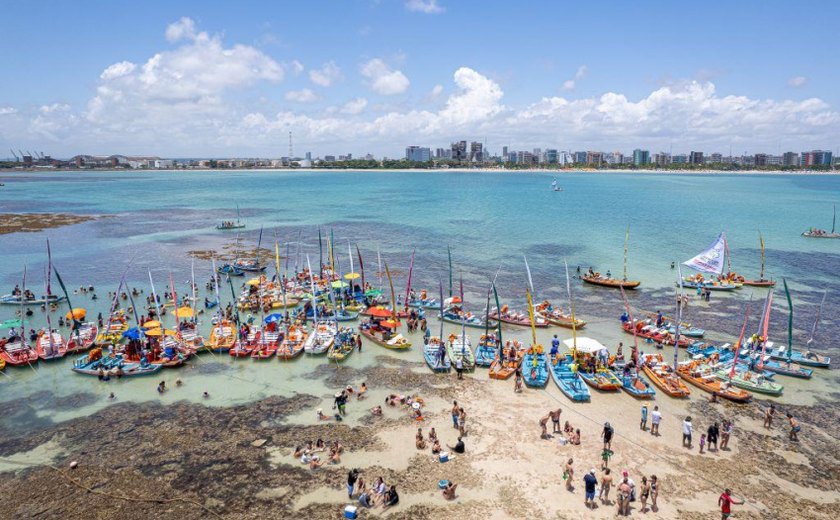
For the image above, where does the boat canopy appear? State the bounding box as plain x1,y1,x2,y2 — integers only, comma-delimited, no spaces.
563,337,607,354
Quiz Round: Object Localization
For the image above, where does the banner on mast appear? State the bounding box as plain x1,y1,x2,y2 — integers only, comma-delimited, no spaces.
682,232,726,275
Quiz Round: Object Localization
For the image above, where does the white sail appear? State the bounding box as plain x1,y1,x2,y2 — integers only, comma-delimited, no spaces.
683,232,726,275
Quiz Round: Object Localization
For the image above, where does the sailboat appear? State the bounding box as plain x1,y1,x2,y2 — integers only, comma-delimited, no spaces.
233,227,266,272
742,232,776,287
216,204,246,230
521,288,549,387
768,291,830,368
752,284,813,379
679,232,739,291
446,277,475,370
551,179,563,192
582,228,641,289
802,204,840,238
547,263,590,400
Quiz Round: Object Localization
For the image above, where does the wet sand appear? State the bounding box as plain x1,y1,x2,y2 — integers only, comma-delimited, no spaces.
0,354,837,519
0,213,97,235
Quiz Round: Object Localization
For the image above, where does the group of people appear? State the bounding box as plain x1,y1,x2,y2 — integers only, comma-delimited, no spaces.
347,471,399,509
538,408,580,445
578,466,658,515
295,439,345,468
681,416,733,452
763,404,801,441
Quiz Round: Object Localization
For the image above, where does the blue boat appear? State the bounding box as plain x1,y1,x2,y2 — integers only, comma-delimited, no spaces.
619,373,656,399
423,337,450,373
768,344,830,368
474,335,498,367
217,264,245,277
548,355,590,401
755,355,813,378
439,309,496,329
71,354,163,377
522,350,549,388
407,298,441,310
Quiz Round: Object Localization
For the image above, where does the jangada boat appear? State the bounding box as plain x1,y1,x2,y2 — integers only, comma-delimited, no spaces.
535,301,586,329
676,360,752,403
304,320,338,355
522,345,549,388
565,337,622,391
547,355,590,401
641,355,690,398
327,328,357,362
208,319,237,353
713,367,784,396
754,354,813,378
71,353,162,377
359,324,411,350
802,205,840,238
230,330,255,357
94,312,128,346
618,372,656,399
0,293,66,305
581,274,641,289
250,330,281,359
217,264,245,277
622,320,693,347
36,330,68,361
768,343,830,369
277,324,306,359
489,341,524,380
446,333,475,370
440,307,494,328
474,334,499,367
489,306,549,328
66,322,98,353
233,258,266,272
423,336,451,372
0,337,39,366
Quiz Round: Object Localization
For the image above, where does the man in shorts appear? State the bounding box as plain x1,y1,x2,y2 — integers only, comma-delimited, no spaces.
583,469,598,508
719,488,744,519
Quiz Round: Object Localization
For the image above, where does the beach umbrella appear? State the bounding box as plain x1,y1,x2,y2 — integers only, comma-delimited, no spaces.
264,313,283,324
175,306,194,318
380,319,401,328
246,278,261,286
144,328,176,337
65,308,87,320
0,318,22,328
365,306,392,317
331,280,349,289
444,296,462,306
142,320,162,329
344,272,360,281
364,289,382,297
122,327,142,340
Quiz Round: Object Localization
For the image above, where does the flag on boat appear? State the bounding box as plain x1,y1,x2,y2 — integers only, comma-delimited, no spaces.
682,232,727,275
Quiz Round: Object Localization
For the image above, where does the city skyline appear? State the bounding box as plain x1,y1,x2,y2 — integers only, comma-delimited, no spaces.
2,0,839,157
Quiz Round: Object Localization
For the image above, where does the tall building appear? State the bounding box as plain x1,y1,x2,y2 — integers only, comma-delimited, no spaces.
545,149,558,164
502,146,508,158
451,141,468,161
672,154,688,164
632,149,649,166
654,152,670,166
709,153,723,163
573,151,587,164
469,141,484,162
801,150,833,167
405,146,431,162
689,151,704,164
782,152,799,166
586,151,603,166
754,153,767,166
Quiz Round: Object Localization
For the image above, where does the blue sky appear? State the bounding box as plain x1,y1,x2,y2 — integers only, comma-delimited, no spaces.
1,0,839,158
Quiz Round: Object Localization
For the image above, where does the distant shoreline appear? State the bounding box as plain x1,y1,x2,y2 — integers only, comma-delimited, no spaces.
1,167,838,176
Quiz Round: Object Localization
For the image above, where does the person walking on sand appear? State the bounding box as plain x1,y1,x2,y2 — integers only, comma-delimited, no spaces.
682,416,693,448
719,488,744,519
708,423,720,452
539,413,550,439
639,475,651,513
763,404,776,428
451,401,460,429
458,407,467,437
599,468,613,504
455,357,464,379
617,477,632,516
601,422,614,450
583,469,598,508
720,420,732,450
650,475,659,512
640,404,648,431
787,413,800,441
564,458,574,491
650,405,662,436
550,408,562,434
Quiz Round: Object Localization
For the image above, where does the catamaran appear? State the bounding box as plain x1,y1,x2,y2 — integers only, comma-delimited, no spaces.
802,204,840,238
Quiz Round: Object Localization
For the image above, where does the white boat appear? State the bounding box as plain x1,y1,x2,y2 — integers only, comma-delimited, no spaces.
303,320,337,355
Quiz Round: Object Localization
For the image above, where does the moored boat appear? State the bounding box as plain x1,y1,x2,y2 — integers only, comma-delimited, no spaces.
423,336,451,372
621,320,693,347
208,319,237,353
802,205,840,238
474,334,499,367
489,306,549,328
327,328,357,362
277,324,306,359
66,322,98,353
489,340,524,380
36,330,68,361
676,360,752,403
581,274,641,289
0,337,39,366
304,320,338,355
359,325,411,350
446,333,475,370
535,301,586,329
713,368,784,396
547,354,590,401
641,355,690,398
768,344,830,368
618,372,656,399
521,346,549,388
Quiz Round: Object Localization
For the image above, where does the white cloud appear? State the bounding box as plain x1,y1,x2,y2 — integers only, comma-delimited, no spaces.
360,58,410,95
309,61,342,87
561,65,588,91
165,17,202,43
291,60,304,76
405,0,445,14
341,97,368,114
430,84,444,97
100,61,136,80
0,107,17,115
285,89,319,103
39,103,70,114
788,76,807,87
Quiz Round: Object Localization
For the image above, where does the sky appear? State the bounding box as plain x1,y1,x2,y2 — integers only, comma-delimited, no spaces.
1,0,839,159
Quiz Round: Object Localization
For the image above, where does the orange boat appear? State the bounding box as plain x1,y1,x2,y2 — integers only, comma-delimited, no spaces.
277,324,306,359
489,340,524,380
208,319,237,353
66,322,98,354
641,354,690,398
582,274,641,289
676,360,751,403
36,330,68,361
535,301,586,329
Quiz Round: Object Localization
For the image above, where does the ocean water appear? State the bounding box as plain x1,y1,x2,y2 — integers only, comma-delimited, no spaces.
0,170,838,434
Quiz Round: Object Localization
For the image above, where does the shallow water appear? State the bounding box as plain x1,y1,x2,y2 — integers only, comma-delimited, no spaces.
0,170,838,434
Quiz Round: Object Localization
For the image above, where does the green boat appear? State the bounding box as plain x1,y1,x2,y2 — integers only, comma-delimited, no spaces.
446,335,475,370
714,369,784,396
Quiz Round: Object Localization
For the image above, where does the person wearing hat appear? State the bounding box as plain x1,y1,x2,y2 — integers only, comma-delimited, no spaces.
583,468,598,508
602,422,614,450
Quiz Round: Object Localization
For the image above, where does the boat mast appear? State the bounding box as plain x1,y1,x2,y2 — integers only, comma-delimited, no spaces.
459,276,466,355
306,255,318,324
404,249,416,311
564,260,577,356
673,266,684,368
833,204,837,234
526,287,537,347
783,279,793,361
807,291,827,347
44,244,55,356
756,289,774,369
759,232,766,280
729,300,751,382
623,227,629,281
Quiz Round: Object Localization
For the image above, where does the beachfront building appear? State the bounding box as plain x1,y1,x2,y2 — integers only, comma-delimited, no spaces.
470,142,484,162
689,151,704,164
633,149,650,166
654,152,670,166
573,151,587,164
672,154,688,164
545,149,559,164
586,151,603,166
783,152,799,166
451,141,468,161
801,150,833,167
405,146,432,162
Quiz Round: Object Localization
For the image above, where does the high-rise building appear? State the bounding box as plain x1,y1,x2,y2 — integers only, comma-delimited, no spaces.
672,154,688,164
709,153,723,163
782,152,799,166
451,141,468,161
502,146,508,158
324,155,335,162
545,149,558,164
405,146,431,162
654,152,670,166
801,150,833,167
435,148,447,159
754,153,767,166
470,141,484,162
573,151,587,164
689,151,704,164
586,151,603,166
632,149,649,166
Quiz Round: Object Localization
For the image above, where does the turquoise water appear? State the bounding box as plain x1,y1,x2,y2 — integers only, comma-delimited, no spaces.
0,170,838,433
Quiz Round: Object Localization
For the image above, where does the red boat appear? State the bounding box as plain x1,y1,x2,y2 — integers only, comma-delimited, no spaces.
622,320,692,347
36,330,68,361
66,322,98,354
0,337,39,366
251,330,281,359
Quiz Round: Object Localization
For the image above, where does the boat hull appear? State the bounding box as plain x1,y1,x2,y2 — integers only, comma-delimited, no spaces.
582,276,640,289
